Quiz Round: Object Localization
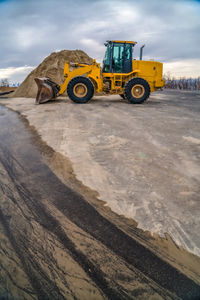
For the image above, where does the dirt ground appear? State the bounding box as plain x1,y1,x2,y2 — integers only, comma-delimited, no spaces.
0,87,17,92
0,86,16,96
12,50,92,98
0,90,200,299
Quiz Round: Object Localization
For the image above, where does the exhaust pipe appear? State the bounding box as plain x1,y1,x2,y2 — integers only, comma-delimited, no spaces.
140,44,145,60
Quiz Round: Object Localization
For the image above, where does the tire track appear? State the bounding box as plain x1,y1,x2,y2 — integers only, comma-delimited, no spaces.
0,105,200,300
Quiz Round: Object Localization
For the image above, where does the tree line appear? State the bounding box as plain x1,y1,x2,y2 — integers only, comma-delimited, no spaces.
0,78,20,88
0,78,9,87
164,75,200,90
1,76,200,90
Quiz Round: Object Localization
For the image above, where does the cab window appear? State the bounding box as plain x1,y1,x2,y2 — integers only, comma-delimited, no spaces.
112,43,124,73
123,43,133,73
103,43,111,72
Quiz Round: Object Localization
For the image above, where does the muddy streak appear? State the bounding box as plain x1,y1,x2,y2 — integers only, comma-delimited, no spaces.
0,106,170,300
0,210,67,300
28,171,200,299
0,200,126,300
17,106,200,285
0,105,200,300
0,106,124,299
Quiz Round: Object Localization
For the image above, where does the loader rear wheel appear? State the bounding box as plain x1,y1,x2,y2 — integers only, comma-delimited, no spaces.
67,76,94,103
124,78,150,104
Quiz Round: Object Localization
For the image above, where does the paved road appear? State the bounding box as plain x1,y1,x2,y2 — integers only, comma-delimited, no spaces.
0,95,200,299
2,89,199,256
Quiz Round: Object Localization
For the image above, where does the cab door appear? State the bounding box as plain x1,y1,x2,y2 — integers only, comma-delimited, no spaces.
123,43,132,73
112,43,132,73
112,43,124,73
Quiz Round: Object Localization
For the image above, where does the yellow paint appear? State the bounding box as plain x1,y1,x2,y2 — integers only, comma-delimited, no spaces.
131,84,145,98
110,40,137,44
132,60,165,92
58,41,165,96
73,83,88,97
59,60,101,94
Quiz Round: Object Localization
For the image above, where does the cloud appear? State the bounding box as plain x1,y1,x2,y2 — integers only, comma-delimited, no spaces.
79,38,105,62
164,58,200,78
0,0,199,82
0,66,35,83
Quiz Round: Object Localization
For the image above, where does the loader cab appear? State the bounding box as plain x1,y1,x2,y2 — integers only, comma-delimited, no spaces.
103,40,136,74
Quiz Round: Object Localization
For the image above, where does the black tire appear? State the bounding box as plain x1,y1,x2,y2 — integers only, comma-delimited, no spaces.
124,77,150,104
119,94,126,99
67,76,94,103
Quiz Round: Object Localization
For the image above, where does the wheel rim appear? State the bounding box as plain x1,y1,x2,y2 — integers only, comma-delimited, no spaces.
73,83,88,97
131,84,145,98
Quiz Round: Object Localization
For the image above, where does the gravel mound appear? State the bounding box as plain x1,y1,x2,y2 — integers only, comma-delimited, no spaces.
13,50,93,98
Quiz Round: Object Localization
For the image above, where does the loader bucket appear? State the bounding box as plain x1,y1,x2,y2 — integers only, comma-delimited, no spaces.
35,77,60,104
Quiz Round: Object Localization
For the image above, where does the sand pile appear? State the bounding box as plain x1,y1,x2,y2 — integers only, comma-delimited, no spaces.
13,50,93,98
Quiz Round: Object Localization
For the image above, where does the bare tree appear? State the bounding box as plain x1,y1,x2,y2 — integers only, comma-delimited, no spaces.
164,76,200,91
0,78,9,87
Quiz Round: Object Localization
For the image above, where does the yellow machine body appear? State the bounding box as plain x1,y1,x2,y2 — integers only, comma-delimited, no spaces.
59,60,103,94
35,40,165,104
58,59,164,95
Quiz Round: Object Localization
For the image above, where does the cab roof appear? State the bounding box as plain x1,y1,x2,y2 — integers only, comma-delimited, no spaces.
108,40,137,45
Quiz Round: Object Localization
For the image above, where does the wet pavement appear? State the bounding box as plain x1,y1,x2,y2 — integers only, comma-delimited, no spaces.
1,90,199,256
0,92,200,299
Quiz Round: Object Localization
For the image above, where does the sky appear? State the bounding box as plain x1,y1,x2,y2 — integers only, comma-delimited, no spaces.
0,0,200,83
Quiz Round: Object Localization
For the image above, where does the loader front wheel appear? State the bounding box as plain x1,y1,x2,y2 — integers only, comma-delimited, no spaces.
124,78,150,104
67,76,94,103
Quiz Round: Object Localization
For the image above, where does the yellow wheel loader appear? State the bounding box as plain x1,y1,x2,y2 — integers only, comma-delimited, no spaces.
35,40,165,104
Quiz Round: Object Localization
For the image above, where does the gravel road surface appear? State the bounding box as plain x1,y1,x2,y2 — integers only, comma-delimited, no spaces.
0,90,200,299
